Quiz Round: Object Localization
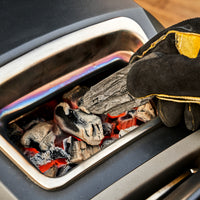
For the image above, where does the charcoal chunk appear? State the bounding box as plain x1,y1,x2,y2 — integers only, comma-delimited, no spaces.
79,63,152,116
62,85,89,108
66,137,101,164
102,123,112,136
44,166,58,178
30,147,70,167
136,102,156,122
55,102,104,145
79,53,162,116
57,165,72,177
21,122,56,151
101,139,116,149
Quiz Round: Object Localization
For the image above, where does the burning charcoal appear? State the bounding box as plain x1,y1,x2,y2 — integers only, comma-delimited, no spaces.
44,165,58,178
67,137,101,164
54,102,104,145
119,126,138,138
21,122,56,151
57,165,72,177
63,85,89,109
101,138,116,149
79,60,153,116
136,102,156,122
117,114,137,130
30,147,70,167
24,148,39,158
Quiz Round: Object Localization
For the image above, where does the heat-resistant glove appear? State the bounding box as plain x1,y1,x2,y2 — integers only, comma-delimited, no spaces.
127,18,200,131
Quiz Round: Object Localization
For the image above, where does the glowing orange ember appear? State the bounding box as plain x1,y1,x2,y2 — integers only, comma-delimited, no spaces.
39,158,67,173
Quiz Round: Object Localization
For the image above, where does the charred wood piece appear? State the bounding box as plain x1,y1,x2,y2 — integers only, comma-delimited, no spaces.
57,165,72,177
79,61,153,116
136,102,156,122
21,122,56,151
54,102,104,145
30,147,70,167
67,137,101,164
102,122,113,136
23,118,45,130
79,53,160,116
101,138,116,149
62,85,89,109
44,166,58,178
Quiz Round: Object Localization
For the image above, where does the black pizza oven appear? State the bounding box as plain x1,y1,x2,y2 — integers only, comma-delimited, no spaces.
1,1,200,200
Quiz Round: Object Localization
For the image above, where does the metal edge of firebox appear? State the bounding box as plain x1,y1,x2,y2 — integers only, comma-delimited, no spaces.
0,16,150,190
0,17,148,86
0,117,161,190
0,50,133,123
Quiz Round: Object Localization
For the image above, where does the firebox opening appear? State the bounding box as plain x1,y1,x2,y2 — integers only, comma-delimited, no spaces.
5,56,156,178
0,17,152,188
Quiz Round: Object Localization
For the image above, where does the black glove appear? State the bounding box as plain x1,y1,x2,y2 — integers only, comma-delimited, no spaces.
127,18,200,131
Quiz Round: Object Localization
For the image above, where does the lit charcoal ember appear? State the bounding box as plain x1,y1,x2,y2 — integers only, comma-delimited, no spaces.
119,126,138,138
117,113,137,130
30,147,70,167
21,122,56,151
54,102,104,146
62,85,89,109
24,148,39,158
44,165,58,178
101,138,117,149
67,137,101,164
135,102,156,122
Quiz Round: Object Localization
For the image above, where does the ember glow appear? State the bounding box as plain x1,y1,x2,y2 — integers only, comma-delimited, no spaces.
7,84,155,178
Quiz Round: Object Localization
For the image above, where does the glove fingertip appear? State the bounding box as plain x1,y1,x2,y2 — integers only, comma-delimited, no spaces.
157,99,184,127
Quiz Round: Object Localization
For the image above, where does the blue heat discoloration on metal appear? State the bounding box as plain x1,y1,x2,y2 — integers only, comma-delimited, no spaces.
0,55,122,121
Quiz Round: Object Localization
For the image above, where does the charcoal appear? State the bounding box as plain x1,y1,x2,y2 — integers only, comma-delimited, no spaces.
44,166,58,178
136,102,156,122
63,85,89,104
117,113,137,130
52,124,62,136
54,102,104,145
68,140,83,163
102,123,112,136
23,118,44,130
21,122,56,151
67,137,101,164
30,147,70,167
57,165,72,177
8,123,23,143
101,138,116,149
119,126,138,138
79,63,152,116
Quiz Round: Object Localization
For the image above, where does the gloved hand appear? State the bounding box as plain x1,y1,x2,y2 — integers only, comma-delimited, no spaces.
127,18,200,131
